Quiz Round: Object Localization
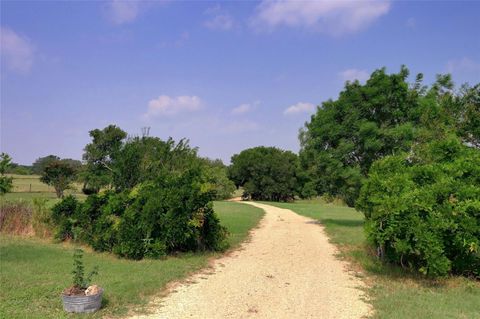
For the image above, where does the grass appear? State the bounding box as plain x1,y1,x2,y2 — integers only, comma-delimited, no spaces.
4,174,85,205
266,199,480,319
0,201,264,319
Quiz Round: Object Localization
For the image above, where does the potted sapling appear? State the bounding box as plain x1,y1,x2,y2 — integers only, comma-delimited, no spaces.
61,248,103,313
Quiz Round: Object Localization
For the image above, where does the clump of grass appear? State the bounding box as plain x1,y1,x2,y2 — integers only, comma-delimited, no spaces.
0,200,34,235
0,199,53,237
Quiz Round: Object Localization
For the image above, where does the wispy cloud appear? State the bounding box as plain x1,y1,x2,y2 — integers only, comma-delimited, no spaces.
446,57,480,74
339,68,370,82
231,101,260,115
250,0,390,35
105,0,166,25
0,26,34,74
106,0,142,25
144,95,202,119
284,102,315,115
204,5,235,31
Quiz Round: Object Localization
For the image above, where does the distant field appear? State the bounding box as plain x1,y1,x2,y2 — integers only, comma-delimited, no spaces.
3,174,85,204
0,201,264,319
268,200,480,319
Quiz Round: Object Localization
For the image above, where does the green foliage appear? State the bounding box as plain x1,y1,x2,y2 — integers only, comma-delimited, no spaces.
200,158,236,200
51,195,79,240
229,146,299,201
72,248,98,289
50,126,228,260
357,137,480,277
5,163,33,175
40,160,78,198
32,155,60,175
299,66,419,206
0,153,14,195
299,67,479,206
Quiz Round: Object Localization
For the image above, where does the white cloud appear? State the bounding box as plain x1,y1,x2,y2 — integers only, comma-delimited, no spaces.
0,27,34,73
107,0,142,25
204,5,235,31
231,100,260,115
144,95,202,118
251,0,391,35
446,57,480,74
339,68,370,82
284,102,315,115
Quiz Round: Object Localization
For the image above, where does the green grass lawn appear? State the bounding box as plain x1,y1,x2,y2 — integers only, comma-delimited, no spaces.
0,201,264,319
266,199,480,319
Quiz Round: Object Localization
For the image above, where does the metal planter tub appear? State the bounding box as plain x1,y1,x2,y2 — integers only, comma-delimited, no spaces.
62,289,103,313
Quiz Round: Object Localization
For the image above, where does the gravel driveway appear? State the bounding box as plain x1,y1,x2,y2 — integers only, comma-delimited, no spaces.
131,201,371,319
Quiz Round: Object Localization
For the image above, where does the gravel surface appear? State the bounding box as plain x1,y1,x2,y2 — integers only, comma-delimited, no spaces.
131,201,371,319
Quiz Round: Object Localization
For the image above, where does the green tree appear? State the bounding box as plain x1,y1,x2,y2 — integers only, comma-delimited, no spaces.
200,158,236,200
0,153,14,195
32,155,60,175
40,160,78,198
229,147,299,201
298,67,480,206
82,125,127,191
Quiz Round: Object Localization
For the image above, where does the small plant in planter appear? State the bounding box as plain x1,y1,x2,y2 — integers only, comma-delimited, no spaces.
62,248,103,313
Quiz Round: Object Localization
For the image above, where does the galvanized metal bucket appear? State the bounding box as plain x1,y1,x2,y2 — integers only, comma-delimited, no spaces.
62,289,103,313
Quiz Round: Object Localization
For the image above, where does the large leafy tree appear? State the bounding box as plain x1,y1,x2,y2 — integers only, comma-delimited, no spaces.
299,67,479,206
300,66,419,206
82,125,127,192
229,146,299,201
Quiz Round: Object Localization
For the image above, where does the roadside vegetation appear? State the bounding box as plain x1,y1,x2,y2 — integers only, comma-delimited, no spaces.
268,199,480,319
0,201,264,319
1,65,478,318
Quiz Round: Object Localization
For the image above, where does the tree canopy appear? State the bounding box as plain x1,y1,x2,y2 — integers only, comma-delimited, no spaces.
299,66,479,206
40,159,78,198
229,146,299,201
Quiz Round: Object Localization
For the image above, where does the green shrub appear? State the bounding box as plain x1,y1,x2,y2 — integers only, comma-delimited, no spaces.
357,137,480,277
52,168,228,260
51,195,79,240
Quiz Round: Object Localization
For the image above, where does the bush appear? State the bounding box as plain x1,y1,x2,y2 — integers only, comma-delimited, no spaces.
51,195,79,240
52,168,228,260
357,137,480,277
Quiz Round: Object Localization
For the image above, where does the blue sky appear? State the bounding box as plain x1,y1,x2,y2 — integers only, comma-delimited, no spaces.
1,0,479,165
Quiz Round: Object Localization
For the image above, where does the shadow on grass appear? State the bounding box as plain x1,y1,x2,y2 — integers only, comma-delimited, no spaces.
347,245,461,289
322,218,364,228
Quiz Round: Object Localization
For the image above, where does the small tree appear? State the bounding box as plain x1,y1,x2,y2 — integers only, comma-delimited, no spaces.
72,248,98,289
40,160,77,198
0,153,14,195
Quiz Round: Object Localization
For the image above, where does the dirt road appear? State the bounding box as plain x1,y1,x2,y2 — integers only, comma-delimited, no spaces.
131,201,371,319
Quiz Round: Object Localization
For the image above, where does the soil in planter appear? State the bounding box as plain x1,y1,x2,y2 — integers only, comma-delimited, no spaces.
63,286,86,296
